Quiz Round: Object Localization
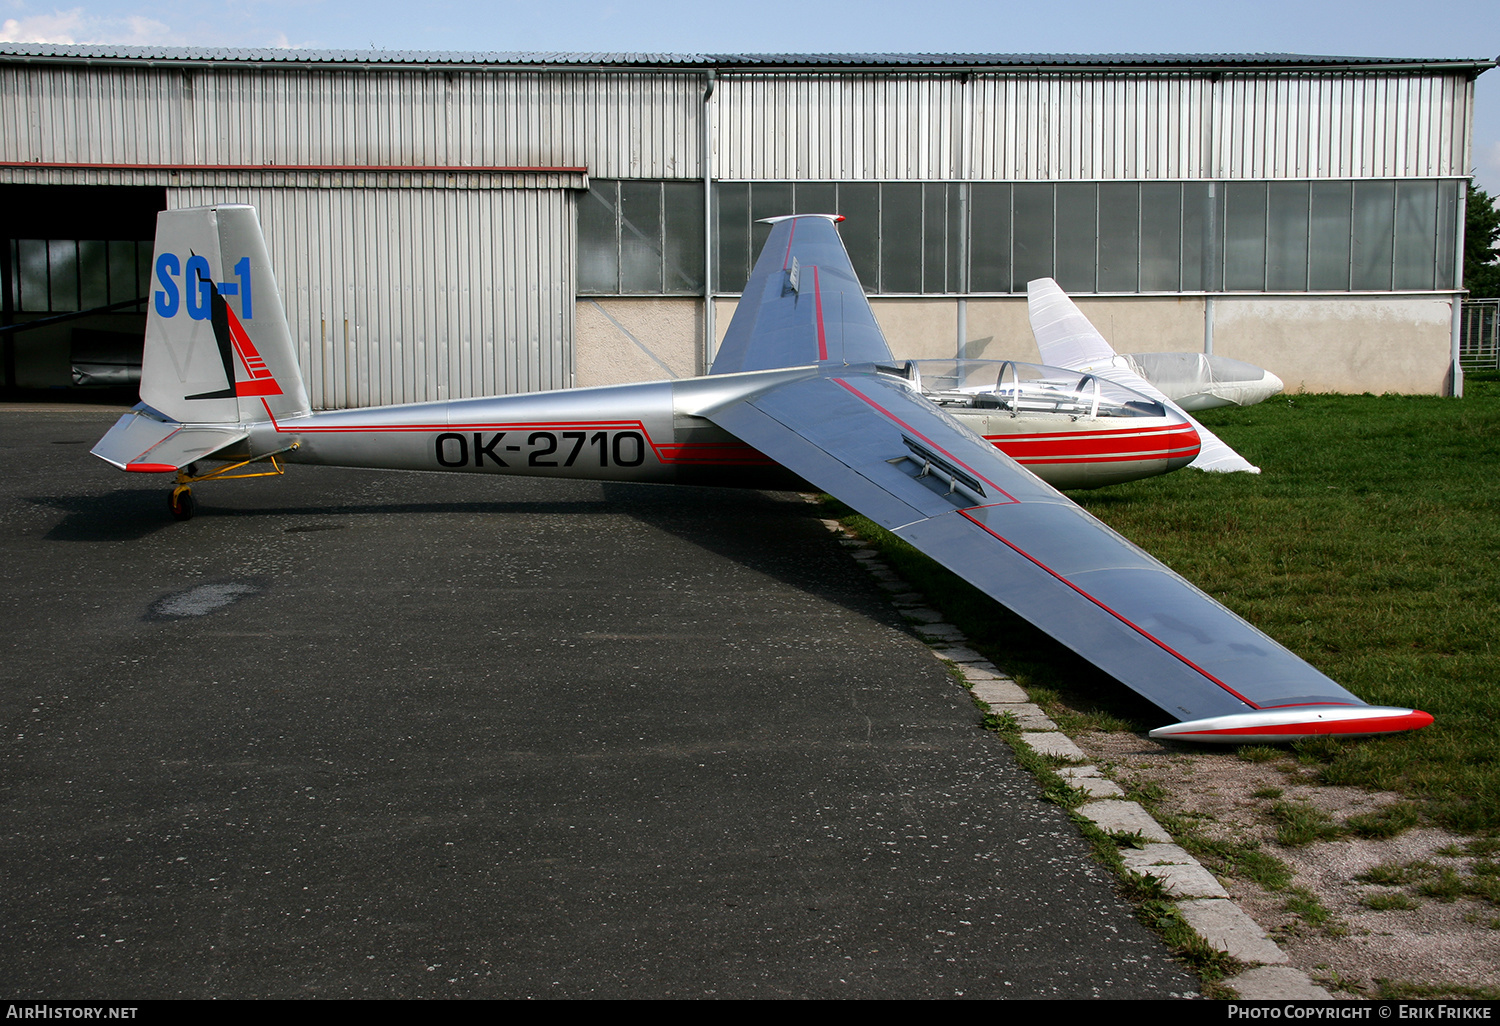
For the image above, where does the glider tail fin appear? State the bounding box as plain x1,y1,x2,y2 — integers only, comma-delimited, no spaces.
139,204,310,427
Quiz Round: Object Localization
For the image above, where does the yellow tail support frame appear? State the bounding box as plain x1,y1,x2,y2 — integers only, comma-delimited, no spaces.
168,442,300,520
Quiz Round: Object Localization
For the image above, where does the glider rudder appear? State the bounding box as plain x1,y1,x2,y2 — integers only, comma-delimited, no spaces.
139,204,310,427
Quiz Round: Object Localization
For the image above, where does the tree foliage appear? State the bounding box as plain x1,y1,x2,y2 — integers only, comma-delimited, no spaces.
1467,183,1500,298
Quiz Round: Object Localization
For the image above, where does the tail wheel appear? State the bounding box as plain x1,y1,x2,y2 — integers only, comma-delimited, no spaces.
168,486,195,521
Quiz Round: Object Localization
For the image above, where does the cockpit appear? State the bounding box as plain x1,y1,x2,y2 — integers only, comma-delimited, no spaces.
909,359,1169,421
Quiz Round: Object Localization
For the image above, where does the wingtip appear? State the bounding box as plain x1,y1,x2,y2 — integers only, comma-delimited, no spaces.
757,213,844,225
1150,706,1434,744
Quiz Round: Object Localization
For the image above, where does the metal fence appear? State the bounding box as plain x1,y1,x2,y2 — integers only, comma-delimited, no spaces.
1461,300,1500,372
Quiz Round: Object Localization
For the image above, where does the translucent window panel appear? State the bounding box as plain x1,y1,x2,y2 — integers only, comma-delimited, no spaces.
881,182,923,294
1437,180,1459,289
1352,181,1395,291
1309,181,1352,291
714,183,751,292
662,182,704,292
1266,183,1310,291
577,182,620,293
108,240,141,306
1097,183,1139,293
1140,183,1182,292
1054,183,1097,293
922,183,950,293
619,181,664,293
1011,183,1054,292
48,240,78,311
1224,183,1267,291
79,240,108,311
1181,183,1217,292
17,240,48,311
136,241,154,309
946,184,964,293
968,183,1011,293
1394,180,1438,291
837,183,880,291
794,182,837,217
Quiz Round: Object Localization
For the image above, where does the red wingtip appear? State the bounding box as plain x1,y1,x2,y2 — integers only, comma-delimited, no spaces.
1150,706,1434,745
125,462,179,473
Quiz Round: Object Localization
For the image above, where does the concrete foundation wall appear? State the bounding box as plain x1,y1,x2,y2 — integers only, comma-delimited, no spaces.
575,298,705,386
1210,296,1454,395
577,294,1457,395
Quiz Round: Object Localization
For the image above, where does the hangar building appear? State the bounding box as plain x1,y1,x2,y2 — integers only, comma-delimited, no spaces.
1,46,1492,405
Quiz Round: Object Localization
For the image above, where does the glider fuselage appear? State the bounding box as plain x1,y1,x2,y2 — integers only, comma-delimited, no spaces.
226,364,1199,493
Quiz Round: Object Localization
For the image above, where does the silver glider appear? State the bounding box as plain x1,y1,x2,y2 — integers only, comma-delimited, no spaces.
93,205,1431,744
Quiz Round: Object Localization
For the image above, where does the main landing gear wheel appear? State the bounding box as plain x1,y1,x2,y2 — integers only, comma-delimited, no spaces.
168,486,195,521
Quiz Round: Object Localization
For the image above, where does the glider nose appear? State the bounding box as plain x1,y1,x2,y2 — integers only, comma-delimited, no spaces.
1251,368,1286,406
1161,410,1201,473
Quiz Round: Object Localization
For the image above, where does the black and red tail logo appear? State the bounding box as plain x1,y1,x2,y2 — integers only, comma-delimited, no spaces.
187,272,282,401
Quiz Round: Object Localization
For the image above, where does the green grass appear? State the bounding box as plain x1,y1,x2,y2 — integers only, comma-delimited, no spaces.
1357,861,1435,886
1376,980,1500,1000
1283,886,1341,932
1362,892,1420,911
1356,856,1500,909
1270,801,1344,846
1346,802,1422,839
832,378,1500,833
1070,382,1500,832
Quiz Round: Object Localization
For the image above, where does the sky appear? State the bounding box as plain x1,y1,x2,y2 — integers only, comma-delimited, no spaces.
3,0,1497,192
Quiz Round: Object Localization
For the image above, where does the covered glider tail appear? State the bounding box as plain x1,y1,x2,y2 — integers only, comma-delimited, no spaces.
1025,278,1259,475
92,205,310,472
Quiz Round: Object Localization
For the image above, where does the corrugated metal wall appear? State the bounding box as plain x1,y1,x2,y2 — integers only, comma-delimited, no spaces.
713,72,1474,181
3,63,1473,183
170,185,575,407
0,63,702,177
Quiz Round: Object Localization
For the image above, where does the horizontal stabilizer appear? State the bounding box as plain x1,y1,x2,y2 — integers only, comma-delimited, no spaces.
91,407,247,472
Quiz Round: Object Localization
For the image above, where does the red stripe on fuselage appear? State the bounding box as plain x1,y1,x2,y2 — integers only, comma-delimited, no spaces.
257,409,777,468
989,425,1201,464
655,442,776,465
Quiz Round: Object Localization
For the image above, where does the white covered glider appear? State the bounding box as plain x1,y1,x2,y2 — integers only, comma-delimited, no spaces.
1120,351,1284,413
92,206,1430,743
1026,278,1263,474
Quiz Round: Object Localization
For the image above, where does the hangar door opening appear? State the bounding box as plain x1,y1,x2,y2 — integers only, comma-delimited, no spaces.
1,185,166,401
